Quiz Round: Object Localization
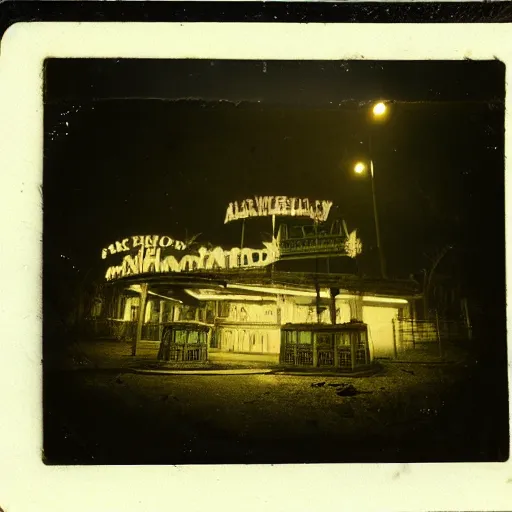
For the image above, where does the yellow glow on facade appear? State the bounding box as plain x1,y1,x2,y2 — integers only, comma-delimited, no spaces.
116,284,410,356
226,285,407,305
185,289,273,302
362,296,408,304
217,326,281,354
148,291,182,303
135,283,407,306
123,296,145,321
362,305,397,358
128,285,182,303
222,302,278,324
227,284,332,299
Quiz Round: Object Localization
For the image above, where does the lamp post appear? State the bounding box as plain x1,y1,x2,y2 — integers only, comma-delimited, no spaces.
354,101,388,279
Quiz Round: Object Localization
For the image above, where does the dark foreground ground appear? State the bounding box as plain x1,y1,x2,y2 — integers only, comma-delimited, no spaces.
43,339,509,465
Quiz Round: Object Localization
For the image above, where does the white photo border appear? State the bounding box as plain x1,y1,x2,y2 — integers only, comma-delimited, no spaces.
0,22,510,512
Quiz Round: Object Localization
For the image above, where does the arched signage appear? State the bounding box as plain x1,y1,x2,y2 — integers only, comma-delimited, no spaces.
224,196,333,224
104,241,280,281
101,235,187,259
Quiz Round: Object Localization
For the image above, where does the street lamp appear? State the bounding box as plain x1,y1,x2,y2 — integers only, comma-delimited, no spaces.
353,158,386,278
354,101,389,279
354,162,366,174
372,102,387,118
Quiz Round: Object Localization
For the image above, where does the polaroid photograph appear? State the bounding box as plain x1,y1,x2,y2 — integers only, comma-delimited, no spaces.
0,20,510,512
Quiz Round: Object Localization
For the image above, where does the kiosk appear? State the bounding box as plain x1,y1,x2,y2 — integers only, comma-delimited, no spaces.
280,321,372,371
157,321,211,364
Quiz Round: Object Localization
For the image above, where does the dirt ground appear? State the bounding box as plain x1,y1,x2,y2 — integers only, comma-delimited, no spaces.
45,339,280,370
43,339,509,465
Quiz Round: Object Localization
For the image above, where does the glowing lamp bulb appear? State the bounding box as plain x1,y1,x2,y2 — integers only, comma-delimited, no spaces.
373,102,387,116
354,162,366,174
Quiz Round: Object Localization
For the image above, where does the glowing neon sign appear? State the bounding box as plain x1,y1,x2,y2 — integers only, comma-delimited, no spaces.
344,230,363,258
224,196,333,224
105,241,280,281
101,235,187,259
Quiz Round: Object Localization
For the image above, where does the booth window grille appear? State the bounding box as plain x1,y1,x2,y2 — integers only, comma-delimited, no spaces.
158,325,209,364
280,323,371,371
338,349,352,368
185,348,201,361
296,348,314,366
283,349,296,364
318,350,335,366
356,349,369,365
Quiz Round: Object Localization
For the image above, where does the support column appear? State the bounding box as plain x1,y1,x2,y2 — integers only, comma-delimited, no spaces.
329,288,339,325
315,282,322,323
132,283,148,356
158,300,164,342
116,287,123,319
312,332,318,367
349,294,364,321
350,333,357,371
410,299,417,321
392,318,398,359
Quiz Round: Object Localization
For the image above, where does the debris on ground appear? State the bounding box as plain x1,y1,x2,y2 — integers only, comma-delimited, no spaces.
311,382,326,388
336,384,359,396
334,383,373,397
400,369,415,376
328,383,344,387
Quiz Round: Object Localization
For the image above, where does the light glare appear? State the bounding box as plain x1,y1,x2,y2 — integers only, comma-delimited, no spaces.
373,102,387,116
354,162,366,174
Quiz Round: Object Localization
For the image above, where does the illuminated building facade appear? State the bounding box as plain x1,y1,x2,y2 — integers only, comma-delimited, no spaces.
99,278,416,359
94,197,421,360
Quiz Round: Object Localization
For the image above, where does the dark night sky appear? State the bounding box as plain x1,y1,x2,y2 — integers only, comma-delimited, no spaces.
43,59,505,302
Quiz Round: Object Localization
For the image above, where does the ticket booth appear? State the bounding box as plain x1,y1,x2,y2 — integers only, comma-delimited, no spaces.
279,321,372,371
157,321,211,364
